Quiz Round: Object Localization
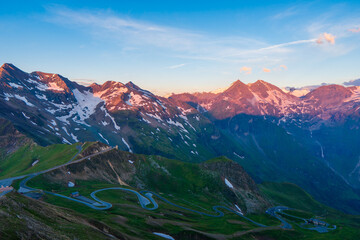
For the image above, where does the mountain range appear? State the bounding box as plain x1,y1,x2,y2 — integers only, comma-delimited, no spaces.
1,63,360,215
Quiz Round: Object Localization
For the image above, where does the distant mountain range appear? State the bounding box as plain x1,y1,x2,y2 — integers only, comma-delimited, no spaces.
344,78,360,86
1,63,360,214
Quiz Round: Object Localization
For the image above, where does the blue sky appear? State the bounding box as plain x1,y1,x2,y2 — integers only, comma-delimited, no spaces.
1,0,360,95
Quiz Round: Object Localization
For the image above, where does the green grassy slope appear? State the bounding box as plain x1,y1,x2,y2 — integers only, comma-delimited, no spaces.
260,182,328,214
0,143,81,179
215,114,360,214
252,182,360,240
26,160,360,240
3,141,360,239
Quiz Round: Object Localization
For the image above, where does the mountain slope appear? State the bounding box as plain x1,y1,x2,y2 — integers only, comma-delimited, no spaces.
214,114,360,214
0,192,121,240
29,142,270,214
0,63,223,162
0,118,32,159
170,79,360,126
1,63,360,215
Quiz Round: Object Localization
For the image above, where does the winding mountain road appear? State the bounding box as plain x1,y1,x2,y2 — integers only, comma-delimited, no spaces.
1,145,336,233
0,145,114,193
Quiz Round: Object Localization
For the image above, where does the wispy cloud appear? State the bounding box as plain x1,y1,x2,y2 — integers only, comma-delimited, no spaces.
72,78,97,86
45,6,200,52
272,6,299,20
45,7,282,64
316,32,336,44
44,6,346,68
263,68,271,73
256,39,317,52
280,65,288,70
240,66,252,74
168,63,186,69
349,27,360,33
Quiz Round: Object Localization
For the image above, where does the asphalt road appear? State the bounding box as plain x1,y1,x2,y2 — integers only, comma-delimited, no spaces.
1,145,114,192
275,208,337,233
0,145,336,233
266,206,336,232
266,206,293,229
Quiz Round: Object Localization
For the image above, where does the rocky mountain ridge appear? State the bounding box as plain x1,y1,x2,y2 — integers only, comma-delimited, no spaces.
2,63,360,214
171,79,360,127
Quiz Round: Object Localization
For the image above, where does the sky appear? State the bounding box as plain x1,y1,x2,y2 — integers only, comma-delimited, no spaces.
1,0,360,95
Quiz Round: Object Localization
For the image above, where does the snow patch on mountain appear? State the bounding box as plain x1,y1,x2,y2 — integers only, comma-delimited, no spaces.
94,85,127,99
155,99,167,110
22,112,30,119
2,93,12,101
179,114,196,131
233,152,245,159
225,178,234,189
100,105,120,130
129,92,145,106
8,82,22,88
146,113,163,121
98,133,109,145
35,94,47,100
33,81,49,91
345,86,360,103
166,119,189,133
62,137,71,144
73,89,102,116
141,117,151,124
47,82,64,91
62,127,70,136
153,232,175,240
235,204,243,215
55,89,103,127
70,133,79,142
14,94,34,107
122,138,132,153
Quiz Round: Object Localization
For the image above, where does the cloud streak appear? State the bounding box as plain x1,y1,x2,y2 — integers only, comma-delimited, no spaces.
256,39,317,52
240,66,252,74
349,27,360,33
168,63,186,69
316,32,336,44
44,6,340,68
45,6,202,53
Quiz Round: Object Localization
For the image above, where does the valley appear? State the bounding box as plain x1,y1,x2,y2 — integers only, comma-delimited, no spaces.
1,63,360,239
3,1,360,239
1,141,359,239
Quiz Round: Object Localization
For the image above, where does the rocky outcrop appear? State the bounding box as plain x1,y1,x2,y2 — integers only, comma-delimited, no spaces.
0,118,33,159
0,192,120,239
201,158,270,213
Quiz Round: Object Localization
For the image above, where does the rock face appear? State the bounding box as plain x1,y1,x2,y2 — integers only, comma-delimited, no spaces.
201,158,270,213
0,63,203,158
0,192,118,240
91,81,187,119
0,63,121,146
170,79,360,125
43,142,138,186
0,118,32,158
171,79,299,119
